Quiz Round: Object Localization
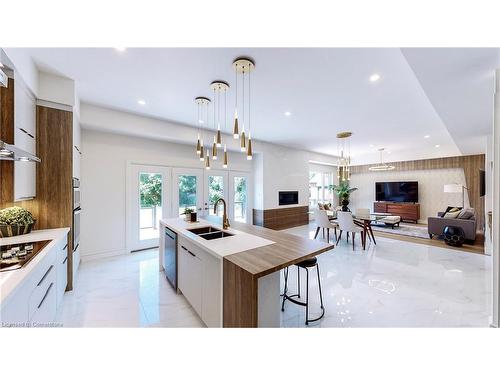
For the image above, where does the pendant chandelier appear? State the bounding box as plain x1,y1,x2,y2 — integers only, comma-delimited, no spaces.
369,148,395,171
336,132,352,182
233,57,255,160
193,56,255,168
210,80,230,168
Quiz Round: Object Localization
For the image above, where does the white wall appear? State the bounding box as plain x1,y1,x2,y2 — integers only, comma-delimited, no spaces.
349,168,469,224
80,129,252,261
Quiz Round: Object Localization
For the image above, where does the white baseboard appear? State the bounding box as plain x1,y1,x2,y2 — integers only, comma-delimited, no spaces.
81,249,127,263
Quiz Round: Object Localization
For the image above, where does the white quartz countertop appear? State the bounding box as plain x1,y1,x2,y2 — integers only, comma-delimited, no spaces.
0,228,70,306
160,218,275,259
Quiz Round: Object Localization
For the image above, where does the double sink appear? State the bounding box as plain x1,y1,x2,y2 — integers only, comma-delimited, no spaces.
187,226,235,241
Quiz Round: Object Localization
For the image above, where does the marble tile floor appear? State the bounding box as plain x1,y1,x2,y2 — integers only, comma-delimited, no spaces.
57,222,492,328
282,223,492,327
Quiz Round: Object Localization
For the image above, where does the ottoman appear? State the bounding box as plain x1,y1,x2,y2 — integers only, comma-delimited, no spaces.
443,226,465,247
380,215,401,229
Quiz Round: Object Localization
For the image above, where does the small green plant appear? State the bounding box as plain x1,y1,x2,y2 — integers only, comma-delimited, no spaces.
329,181,358,211
0,206,35,225
183,207,194,215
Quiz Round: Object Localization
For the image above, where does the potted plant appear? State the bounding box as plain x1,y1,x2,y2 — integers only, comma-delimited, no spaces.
0,206,36,238
183,207,195,222
330,181,358,212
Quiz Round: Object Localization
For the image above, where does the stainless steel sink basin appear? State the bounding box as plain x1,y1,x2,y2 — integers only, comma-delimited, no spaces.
198,231,234,240
187,226,220,235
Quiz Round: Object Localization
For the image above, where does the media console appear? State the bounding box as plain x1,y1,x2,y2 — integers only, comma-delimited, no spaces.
373,202,420,223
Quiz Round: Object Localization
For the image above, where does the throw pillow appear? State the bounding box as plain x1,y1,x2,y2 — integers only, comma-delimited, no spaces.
457,208,475,220
444,211,460,219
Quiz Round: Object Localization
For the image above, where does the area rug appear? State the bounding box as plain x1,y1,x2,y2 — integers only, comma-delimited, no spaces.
370,222,429,239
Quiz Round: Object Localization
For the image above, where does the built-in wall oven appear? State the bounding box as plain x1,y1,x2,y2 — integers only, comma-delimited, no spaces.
72,178,81,274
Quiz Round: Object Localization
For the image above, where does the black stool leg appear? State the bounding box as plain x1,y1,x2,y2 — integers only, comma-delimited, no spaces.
305,267,309,325
316,264,324,309
297,267,301,298
281,267,289,311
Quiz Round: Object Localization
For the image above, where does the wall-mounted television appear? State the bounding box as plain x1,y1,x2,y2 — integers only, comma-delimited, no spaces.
279,191,298,205
375,181,418,203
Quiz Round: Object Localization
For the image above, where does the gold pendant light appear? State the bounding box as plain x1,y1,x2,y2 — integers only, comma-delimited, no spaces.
195,96,210,161
336,132,353,182
205,151,211,170
246,63,253,160
199,145,204,161
233,57,255,146
246,138,253,160
210,81,229,161
223,144,228,168
212,136,218,160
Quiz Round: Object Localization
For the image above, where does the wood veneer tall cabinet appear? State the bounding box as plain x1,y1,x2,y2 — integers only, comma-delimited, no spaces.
36,104,74,290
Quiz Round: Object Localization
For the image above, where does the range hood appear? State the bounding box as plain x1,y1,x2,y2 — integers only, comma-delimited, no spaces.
0,140,41,162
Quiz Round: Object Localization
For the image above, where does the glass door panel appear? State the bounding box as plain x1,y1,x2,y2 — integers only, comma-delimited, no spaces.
203,170,228,218
139,172,163,241
173,168,203,219
228,172,251,224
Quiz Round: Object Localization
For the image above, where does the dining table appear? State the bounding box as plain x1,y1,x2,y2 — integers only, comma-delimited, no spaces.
326,211,392,250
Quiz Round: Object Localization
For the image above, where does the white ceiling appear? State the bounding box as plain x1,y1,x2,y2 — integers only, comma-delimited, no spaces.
14,47,500,164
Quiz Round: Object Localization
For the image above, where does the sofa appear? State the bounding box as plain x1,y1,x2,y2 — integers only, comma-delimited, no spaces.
427,208,477,241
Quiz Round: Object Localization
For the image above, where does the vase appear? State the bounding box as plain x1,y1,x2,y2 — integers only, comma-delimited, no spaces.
341,199,350,212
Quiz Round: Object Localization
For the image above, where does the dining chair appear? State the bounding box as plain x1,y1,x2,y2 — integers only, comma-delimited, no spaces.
336,211,365,251
314,209,338,243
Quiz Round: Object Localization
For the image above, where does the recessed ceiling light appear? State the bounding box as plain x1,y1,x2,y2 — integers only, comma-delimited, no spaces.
138,99,146,105
369,73,381,82
435,144,440,148
424,135,430,139
115,47,126,52
284,111,291,116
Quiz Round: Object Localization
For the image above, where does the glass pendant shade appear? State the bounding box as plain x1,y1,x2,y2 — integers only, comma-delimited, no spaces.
246,138,253,160
233,115,239,139
240,130,246,152
199,145,204,161
196,138,201,155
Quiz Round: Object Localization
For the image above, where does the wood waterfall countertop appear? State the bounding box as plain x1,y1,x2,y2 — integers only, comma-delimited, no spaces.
205,216,334,278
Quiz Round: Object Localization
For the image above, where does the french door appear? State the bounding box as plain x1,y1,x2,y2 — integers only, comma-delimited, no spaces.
127,164,171,251
172,168,204,218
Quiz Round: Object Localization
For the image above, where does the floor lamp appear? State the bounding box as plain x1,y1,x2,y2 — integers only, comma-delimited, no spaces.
443,183,469,207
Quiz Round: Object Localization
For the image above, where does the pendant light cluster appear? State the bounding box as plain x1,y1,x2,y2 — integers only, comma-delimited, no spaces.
232,57,255,160
194,56,255,168
336,132,352,182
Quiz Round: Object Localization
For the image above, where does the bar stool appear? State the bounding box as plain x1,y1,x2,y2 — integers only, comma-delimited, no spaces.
281,257,325,325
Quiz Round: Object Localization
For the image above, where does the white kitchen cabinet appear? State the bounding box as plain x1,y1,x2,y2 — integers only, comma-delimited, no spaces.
177,236,222,327
13,77,37,201
0,237,68,327
56,242,68,308
178,238,203,316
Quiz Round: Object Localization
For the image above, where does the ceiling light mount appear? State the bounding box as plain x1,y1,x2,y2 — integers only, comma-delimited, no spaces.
232,57,255,73
210,80,230,92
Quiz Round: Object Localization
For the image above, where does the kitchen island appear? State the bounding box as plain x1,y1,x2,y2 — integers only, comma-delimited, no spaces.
159,217,334,328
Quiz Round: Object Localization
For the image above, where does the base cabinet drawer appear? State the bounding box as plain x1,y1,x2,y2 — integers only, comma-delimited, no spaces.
28,263,56,321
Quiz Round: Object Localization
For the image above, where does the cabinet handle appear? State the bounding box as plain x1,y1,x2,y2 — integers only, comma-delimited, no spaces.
37,265,54,286
63,244,68,250
17,196,35,200
166,232,174,240
19,127,35,139
74,243,79,253
63,257,67,264
37,283,54,309
181,245,196,257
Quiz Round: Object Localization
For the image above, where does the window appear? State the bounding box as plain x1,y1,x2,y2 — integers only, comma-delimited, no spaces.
309,171,334,209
